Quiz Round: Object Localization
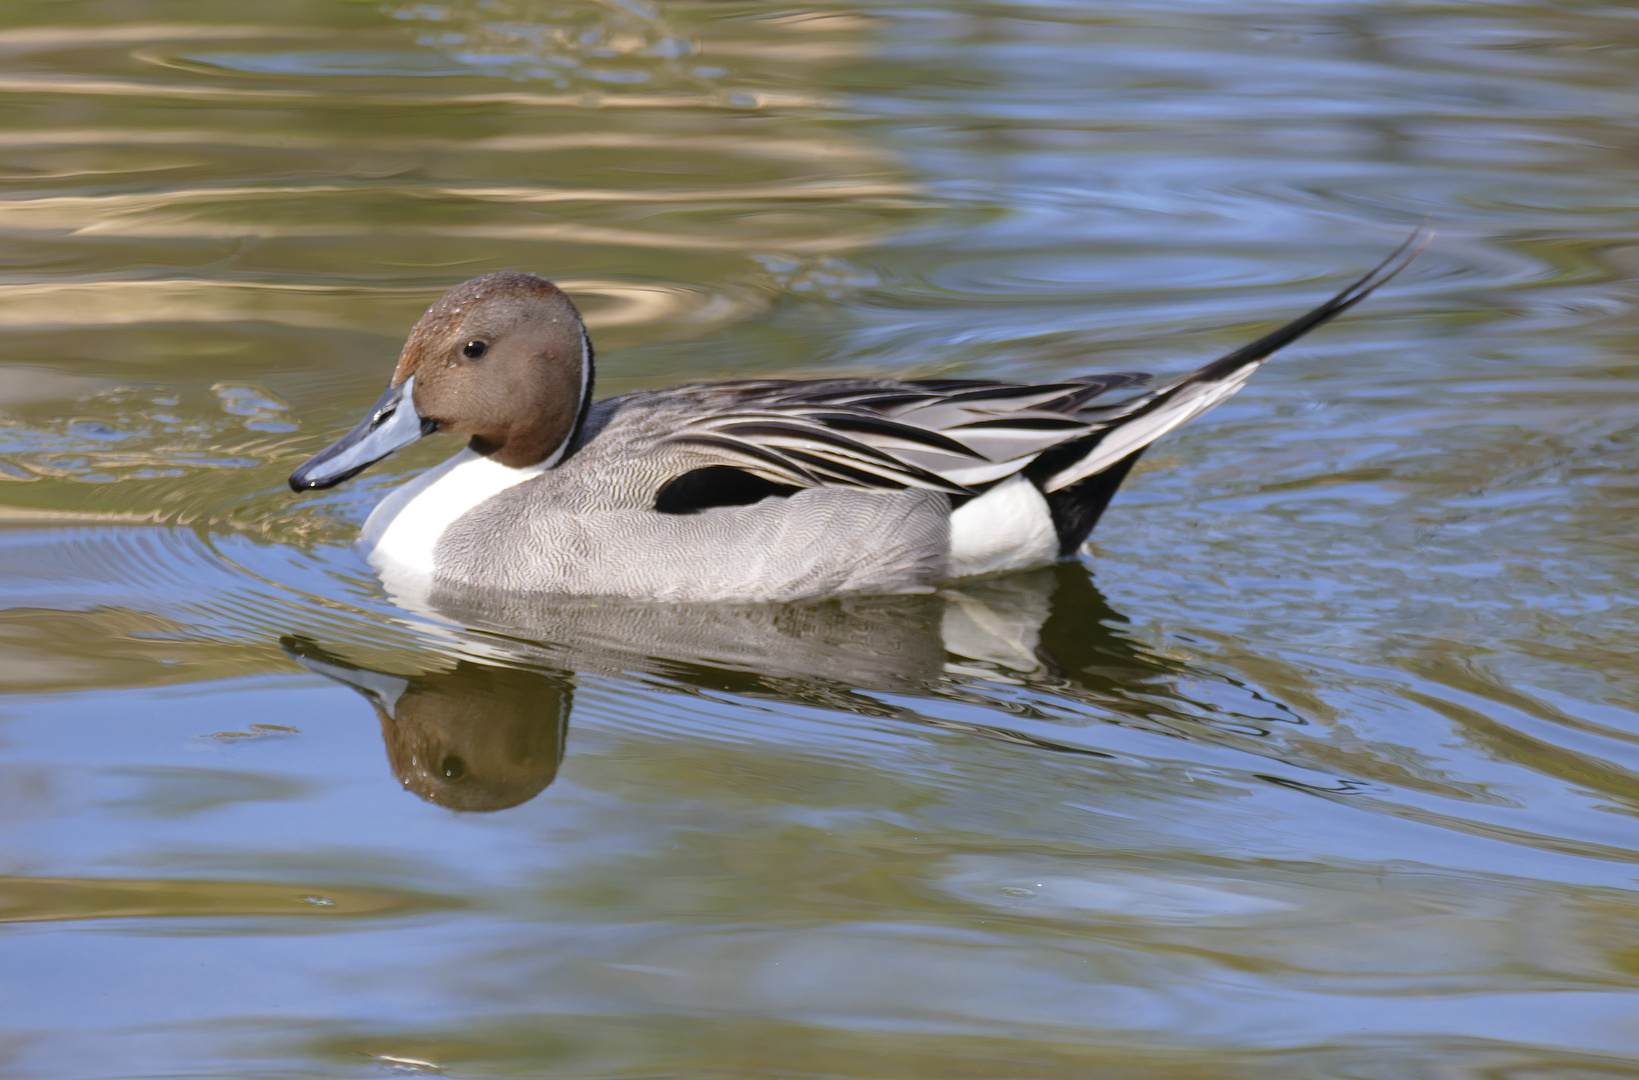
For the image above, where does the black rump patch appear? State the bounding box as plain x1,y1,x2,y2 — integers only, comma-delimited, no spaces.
1036,448,1146,556
654,465,801,515
1018,431,1149,556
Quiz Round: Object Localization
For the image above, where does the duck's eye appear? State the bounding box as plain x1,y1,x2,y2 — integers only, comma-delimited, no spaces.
461,340,488,359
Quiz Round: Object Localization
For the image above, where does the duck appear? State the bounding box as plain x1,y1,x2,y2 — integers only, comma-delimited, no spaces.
289,234,1423,602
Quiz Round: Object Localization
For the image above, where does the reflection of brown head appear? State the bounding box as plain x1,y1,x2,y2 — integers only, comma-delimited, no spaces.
373,660,572,812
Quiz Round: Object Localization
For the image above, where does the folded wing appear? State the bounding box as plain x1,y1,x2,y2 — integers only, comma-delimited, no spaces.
663,231,1426,503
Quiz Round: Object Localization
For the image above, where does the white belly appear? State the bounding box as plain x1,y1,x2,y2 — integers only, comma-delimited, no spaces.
362,448,545,578
946,474,1059,579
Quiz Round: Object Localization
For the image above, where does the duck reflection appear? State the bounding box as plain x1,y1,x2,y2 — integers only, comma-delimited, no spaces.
287,564,1195,811
283,639,571,812
431,563,1166,701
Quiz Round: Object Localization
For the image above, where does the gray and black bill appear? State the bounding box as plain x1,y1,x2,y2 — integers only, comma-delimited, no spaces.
288,376,436,492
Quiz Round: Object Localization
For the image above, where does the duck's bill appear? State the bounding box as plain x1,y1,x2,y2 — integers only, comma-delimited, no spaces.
279,636,410,714
288,376,436,492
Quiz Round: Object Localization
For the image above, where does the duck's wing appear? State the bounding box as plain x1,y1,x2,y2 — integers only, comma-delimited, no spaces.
660,371,1152,495
661,231,1425,499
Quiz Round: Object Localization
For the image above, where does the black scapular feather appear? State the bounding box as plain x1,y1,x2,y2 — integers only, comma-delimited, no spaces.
806,412,982,456
717,421,943,472
654,465,802,514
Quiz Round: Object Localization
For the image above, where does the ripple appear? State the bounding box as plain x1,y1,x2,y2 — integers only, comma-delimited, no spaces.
937,855,1296,923
0,23,300,53
0,183,909,244
0,875,456,923
910,249,1310,303
0,277,762,338
167,49,482,78
0,70,825,110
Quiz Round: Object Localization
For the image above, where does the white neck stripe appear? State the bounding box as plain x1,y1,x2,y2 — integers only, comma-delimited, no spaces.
539,327,592,470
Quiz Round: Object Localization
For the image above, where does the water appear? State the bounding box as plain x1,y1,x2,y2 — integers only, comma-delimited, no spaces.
2,0,1638,1076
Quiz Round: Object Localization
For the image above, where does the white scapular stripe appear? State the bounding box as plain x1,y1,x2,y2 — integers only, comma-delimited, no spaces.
942,455,1044,487
1045,366,1258,492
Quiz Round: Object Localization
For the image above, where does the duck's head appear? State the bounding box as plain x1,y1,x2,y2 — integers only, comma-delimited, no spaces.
289,271,593,492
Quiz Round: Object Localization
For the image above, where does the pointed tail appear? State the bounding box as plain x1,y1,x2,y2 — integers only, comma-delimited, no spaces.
1044,227,1429,494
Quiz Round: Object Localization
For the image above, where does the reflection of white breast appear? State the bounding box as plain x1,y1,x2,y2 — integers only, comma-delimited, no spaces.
362,448,546,578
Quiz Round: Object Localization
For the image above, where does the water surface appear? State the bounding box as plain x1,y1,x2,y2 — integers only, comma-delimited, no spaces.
2,1,1639,1077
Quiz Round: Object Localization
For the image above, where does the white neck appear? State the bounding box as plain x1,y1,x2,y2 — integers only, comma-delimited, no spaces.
362,448,546,579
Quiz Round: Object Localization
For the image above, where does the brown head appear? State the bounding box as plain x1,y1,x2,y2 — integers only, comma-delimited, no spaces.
289,271,593,491
394,272,592,468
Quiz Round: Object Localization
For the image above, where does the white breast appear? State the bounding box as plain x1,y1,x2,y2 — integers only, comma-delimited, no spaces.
362,448,546,579
946,474,1059,579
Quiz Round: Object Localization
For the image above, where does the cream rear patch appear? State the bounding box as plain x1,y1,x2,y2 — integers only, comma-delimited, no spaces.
947,475,1058,579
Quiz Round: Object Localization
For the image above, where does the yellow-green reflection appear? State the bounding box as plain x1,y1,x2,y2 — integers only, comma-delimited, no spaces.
0,875,451,922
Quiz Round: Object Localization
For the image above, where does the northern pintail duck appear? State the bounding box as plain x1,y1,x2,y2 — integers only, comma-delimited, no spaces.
290,236,1422,602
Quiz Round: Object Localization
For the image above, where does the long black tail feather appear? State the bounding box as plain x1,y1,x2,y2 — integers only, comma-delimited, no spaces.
1178,225,1431,389
1039,227,1429,552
